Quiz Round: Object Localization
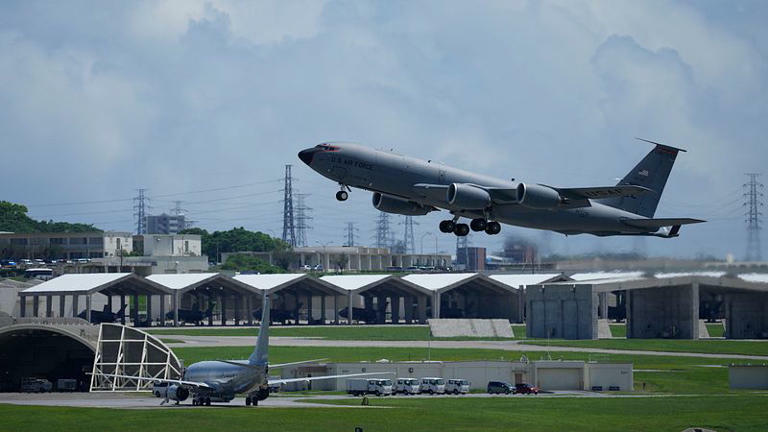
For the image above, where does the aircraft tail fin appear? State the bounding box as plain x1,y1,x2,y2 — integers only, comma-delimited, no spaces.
600,138,684,218
249,295,269,366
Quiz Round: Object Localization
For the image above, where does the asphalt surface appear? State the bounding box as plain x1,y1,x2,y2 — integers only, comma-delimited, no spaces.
0,390,695,410
162,335,768,360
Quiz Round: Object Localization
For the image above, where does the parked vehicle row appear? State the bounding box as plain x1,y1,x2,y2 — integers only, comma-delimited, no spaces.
487,381,539,395
348,377,472,396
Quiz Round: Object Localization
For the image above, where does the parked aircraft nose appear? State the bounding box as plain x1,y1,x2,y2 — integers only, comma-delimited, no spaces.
298,148,316,165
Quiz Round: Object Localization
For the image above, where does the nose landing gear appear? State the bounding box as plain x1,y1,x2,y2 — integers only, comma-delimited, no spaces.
336,184,350,201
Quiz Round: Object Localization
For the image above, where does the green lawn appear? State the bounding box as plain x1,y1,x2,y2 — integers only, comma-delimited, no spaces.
171,345,751,395
149,325,527,340
610,324,626,338
1,395,766,432
522,339,768,357
707,323,725,338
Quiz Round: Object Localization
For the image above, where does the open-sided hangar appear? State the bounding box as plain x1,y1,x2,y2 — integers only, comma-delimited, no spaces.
16,273,567,325
527,272,768,340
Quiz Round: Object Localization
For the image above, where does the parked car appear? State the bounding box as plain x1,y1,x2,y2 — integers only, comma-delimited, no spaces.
21,377,52,393
419,377,445,395
301,264,312,271
394,378,420,395
445,379,471,395
487,381,514,394
513,383,539,395
346,378,393,396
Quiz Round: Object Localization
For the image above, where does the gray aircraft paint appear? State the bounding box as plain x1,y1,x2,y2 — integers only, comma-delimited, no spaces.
298,142,703,237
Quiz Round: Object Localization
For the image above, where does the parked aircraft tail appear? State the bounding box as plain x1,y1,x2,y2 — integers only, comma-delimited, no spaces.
600,138,684,218
249,295,269,366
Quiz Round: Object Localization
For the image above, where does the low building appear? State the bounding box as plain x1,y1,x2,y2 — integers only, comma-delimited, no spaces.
134,234,201,257
0,231,133,260
456,247,486,271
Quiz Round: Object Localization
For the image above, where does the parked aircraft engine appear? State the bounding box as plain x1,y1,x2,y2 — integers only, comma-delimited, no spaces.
516,183,562,209
372,193,432,216
167,384,189,402
447,183,491,209
254,387,270,401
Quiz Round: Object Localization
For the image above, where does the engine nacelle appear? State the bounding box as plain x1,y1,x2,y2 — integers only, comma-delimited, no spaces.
372,193,432,216
447,183,491,209
167,384,189,402
516,183,562,209
255,387,270,401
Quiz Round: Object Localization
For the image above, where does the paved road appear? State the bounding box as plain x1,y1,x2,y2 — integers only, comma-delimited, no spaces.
0,391,705,410
162,335,768,360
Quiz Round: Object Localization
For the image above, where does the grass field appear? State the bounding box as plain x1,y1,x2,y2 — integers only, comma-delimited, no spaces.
707,323,725,338
148,325,529,340
522,339,768,356
610,324,626,338
171,345,752,395
1,395,766,432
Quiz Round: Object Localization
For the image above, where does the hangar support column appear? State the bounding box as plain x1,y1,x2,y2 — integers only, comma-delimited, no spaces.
86,295,92,323
19,295,26,317
45,295,52,318
72,295,79,319
33,296,39,317
120,295,126,325
59,296,65,318
347,291,353,325
145,294,152,326
417,296,427,323
391,295,400,324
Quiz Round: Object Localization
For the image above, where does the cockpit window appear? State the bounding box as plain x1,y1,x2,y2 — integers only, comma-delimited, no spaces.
316,143,340,152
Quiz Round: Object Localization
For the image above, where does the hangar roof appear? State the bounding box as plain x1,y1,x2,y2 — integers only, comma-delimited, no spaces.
20,273,171,296
234,273,344,296
146,273,257,295
489,273,568,288
403,273,515,295
320,274,431,296
569,271,645,281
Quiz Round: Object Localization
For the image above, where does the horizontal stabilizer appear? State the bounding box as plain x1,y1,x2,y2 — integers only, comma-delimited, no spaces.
558,185,652,200
623,218,706,229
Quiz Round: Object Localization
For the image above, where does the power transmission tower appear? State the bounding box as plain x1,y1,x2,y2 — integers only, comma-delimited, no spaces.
401,216,418,254
374,212,394,249
282,165,297,247
133,188,149,235
344,222,359,247
295,193,312,247
744,173,764,261
171,200,191,230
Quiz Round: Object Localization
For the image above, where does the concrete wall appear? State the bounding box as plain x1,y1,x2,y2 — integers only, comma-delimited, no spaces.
724,292,768,339
585,363,633,391
729,366,768,389
627,284,699,339
526,285,598,340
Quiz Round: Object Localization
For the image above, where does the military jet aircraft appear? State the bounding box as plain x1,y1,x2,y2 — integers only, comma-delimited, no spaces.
101,296,388,406
298,139,704,238
165,302,215,326
78,304,127,324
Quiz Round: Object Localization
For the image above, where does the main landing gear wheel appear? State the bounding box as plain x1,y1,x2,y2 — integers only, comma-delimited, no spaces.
454,223,470,237
336,190,349,201
245,397,251,406
470,218,487,232
439,220,455,233
485,221,501,235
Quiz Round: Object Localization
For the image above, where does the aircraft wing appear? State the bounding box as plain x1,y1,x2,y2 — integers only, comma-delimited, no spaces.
268,372,393,386
270,358,329,368
622,218,706,229
556,185,652,200
94,373,213,389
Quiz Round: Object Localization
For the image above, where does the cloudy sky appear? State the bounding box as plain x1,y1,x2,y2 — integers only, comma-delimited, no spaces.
1,0,767,260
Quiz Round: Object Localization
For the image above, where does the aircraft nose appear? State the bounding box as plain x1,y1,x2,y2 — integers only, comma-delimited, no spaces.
298,148,316,165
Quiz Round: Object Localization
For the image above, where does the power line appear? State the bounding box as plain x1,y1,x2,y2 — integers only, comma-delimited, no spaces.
744,173,764,261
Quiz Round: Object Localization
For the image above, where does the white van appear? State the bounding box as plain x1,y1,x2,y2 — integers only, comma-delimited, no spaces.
445,379,471,394
394,378,420,395
347,378,393,396
419,377,445,394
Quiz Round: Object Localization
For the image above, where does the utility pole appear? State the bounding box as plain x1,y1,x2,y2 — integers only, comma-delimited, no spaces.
282,164,296,247
374,212,394,249
133,188,149,235
744,173,764,261
295,193,312,247
401,216,417,254
344,222,359,247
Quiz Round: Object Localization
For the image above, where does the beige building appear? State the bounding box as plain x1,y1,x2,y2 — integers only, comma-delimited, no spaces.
0,231,133,260
134,234,202,257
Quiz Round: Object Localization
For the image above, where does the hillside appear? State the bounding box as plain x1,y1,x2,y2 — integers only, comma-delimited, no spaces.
0,201,100,233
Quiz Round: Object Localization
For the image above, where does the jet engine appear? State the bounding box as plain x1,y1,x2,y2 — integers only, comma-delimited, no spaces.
516,183,562,209
167,384,189,402
255,387,270,401
447,183,491,209
372,193,432,216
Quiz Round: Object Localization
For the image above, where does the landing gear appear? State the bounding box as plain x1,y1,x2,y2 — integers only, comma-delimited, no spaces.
439,220,455,233
245,396,258,406
335,190,348,201
470,218,487,232
193,397,211,406
485,221,501,235
453,223,470,237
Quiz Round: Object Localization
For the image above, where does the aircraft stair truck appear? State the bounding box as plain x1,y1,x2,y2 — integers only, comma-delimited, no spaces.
346,378,393,396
